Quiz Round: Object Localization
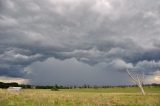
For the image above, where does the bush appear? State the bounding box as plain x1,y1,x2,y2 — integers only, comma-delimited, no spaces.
51,87,59,91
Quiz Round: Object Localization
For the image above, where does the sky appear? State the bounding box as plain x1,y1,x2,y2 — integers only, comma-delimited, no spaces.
0,0,160,85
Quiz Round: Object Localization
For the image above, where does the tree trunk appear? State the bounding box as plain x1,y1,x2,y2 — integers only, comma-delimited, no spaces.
126,69,146,95
138,83,145,95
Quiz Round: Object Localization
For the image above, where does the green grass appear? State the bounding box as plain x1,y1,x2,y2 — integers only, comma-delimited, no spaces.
0,87,160,106
62,86,160,93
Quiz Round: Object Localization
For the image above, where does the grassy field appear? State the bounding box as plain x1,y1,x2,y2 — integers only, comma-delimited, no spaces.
0,87,160,106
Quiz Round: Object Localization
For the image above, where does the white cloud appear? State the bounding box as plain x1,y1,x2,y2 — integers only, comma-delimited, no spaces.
91,0,113,15
111,59,133,71
0,16,18,26
0,76,29,84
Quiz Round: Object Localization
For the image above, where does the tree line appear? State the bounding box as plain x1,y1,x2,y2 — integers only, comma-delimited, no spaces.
0,82,160,89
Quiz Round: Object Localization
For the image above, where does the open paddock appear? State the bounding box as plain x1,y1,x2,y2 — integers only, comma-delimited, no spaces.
0,87,160,106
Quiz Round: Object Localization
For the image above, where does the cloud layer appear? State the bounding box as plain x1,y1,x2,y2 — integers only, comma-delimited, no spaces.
1,0,160,84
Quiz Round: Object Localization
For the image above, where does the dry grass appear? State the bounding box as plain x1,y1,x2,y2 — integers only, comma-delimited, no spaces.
0,88,160,106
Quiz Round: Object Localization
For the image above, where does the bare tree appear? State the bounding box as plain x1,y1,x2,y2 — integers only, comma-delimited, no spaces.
126,69,145,95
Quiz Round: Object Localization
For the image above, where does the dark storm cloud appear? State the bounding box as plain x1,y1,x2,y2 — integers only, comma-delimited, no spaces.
0,47,45,76
27,58,131,86
0,0,160,81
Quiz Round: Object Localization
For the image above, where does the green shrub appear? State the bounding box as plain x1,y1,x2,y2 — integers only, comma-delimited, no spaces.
51,87,59,91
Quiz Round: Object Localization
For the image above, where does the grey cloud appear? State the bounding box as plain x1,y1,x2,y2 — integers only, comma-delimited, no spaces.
0,47,45,77
27,58,130,85
134,60,160,75
0,0,160,84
